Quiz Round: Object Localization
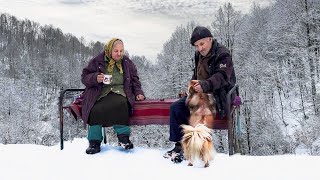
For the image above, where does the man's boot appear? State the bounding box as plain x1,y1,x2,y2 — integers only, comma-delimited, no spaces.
163,142,184,163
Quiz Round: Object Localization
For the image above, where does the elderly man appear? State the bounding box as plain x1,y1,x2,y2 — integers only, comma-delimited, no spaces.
164,26,236,162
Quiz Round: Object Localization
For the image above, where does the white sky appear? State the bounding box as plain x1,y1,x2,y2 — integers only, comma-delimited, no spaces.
1,138,319,180
0,0,272,61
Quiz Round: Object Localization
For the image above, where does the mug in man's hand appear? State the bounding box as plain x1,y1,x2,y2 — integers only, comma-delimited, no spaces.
103,75,112,84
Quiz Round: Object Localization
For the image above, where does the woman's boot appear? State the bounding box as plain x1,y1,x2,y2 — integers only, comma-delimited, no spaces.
86,140,101,154
117,134,133,150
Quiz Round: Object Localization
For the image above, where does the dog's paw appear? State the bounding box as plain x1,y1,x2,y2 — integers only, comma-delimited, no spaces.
204,162,210,168
163,151,172,159
170,152,184,163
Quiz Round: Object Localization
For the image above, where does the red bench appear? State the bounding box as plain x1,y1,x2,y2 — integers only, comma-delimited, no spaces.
129,99,175,125
64,97,177,125
59,85,241,155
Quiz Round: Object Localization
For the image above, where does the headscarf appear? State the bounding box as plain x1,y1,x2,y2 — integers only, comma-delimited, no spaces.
104,38,124,74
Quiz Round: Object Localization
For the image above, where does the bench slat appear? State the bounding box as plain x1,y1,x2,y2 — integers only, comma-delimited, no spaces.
129,100,172,125
129,99,228,129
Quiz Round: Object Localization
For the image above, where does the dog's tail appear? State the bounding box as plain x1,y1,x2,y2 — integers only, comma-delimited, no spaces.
181,124,213,154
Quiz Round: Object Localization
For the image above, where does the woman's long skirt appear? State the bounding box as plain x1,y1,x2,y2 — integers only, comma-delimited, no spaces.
88,92,129,127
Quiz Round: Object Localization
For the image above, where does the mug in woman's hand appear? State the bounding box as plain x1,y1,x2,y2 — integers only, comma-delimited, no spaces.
103,75,112,84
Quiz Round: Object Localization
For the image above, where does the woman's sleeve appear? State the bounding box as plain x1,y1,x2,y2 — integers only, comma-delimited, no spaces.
81,58,100,88
130,62,145,96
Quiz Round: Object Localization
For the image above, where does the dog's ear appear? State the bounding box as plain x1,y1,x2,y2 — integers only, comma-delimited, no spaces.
204,136,212,142
187,81,195,95
203,94,216,119
188,80,199,95
187,85,193,95
207,94,215,106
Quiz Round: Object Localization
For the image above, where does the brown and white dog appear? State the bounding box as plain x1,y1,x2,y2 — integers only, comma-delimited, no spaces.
181,80,216,167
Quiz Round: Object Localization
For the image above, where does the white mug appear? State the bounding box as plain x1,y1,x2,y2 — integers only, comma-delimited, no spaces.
103,75,112,84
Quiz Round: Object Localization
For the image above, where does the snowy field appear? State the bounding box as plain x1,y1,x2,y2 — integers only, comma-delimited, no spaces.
1,138,319,180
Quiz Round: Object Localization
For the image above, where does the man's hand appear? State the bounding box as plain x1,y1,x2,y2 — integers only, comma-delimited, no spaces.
97,73,104,83
136,94,145,101
193,80,203,93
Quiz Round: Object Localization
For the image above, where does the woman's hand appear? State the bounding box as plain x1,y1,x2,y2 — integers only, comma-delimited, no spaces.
97,73,104,83
136,94,145,101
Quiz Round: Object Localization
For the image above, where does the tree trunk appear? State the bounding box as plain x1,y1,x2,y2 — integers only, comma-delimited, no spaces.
304,0,318,114
244,91,251,154
299,81,308,120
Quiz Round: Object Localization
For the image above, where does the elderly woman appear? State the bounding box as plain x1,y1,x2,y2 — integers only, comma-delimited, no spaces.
81,38,145,154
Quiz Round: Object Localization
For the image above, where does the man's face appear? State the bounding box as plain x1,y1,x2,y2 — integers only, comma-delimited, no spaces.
194,38,212,56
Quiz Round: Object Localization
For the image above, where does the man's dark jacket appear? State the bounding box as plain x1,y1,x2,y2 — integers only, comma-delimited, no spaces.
192,39,236,117
81,52,144,124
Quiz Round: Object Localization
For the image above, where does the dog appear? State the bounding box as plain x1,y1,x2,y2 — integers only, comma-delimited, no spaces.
181,80,216,167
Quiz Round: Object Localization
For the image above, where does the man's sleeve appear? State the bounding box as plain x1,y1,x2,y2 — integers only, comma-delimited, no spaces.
199,52,234,93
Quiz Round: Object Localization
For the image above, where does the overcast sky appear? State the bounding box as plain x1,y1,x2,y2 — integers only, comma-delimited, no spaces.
0,0,272,61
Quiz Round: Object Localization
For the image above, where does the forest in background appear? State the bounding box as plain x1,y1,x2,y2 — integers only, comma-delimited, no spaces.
0,0,319,155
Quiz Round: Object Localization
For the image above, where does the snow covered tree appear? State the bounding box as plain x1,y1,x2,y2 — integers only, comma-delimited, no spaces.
211,3,242,56
156,22,196,98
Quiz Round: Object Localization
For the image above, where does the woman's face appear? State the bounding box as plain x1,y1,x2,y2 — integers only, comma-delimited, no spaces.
111,42,124,61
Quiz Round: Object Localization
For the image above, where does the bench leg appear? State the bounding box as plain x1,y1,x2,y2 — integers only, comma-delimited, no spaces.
59,103,64,150
228,114,235,155
234,108,242,154
103,127,107,144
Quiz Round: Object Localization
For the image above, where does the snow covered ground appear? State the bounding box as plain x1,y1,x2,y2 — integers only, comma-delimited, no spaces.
1,138,319,180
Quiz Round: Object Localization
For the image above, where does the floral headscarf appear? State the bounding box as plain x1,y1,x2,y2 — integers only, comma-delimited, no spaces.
104,38,123,74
